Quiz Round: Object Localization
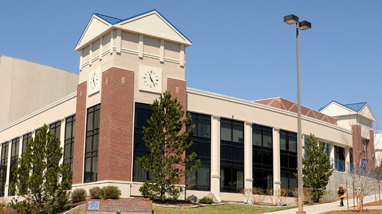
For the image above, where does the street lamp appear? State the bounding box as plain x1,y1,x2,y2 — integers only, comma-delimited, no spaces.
284,14,311,214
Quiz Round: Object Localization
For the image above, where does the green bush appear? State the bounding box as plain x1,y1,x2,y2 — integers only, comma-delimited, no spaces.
101,186,121,199
89,186,102,199
71,189,87,203
199,196,213,204
139,181,160,200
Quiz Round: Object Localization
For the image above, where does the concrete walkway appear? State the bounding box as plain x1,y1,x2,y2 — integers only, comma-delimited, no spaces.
265,195,382,214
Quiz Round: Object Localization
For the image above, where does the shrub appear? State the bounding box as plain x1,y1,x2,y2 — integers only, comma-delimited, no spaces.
199,196,213,204
101,186,121,199
139,181,160,200
71,189,87,203
89,186,102,199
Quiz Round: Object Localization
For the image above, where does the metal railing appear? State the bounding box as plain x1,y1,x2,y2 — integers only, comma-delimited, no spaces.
330,158,382,180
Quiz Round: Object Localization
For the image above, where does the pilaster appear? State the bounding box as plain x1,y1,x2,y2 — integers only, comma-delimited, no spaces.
273,127,281,198
244,122,252,189
211,115,221,201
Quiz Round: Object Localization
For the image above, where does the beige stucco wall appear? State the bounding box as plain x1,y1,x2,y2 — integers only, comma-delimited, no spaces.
0,55,78,129
186,89,352,146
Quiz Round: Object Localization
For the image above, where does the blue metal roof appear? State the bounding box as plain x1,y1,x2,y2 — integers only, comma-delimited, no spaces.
318,100,367,112
94,13,122,24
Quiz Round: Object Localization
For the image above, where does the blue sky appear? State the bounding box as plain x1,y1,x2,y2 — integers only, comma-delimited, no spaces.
1,1,381,129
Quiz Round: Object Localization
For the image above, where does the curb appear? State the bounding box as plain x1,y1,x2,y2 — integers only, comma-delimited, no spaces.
153,202,295,209
63,204,86,214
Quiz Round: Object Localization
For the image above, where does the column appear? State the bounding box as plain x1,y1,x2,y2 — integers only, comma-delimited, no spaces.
345,148,350,172
4,141,11,197
273,127,281,199
244,122,252,189
210,115,221,201
60,118,66,165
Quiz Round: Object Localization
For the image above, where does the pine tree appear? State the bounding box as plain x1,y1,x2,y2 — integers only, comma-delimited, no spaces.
138,91,200,201
301,134,334,202
10,124,72,214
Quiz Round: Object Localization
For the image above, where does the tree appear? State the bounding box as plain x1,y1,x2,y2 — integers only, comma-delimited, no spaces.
138,91,200,201
301,134,334,202
10,124,72,214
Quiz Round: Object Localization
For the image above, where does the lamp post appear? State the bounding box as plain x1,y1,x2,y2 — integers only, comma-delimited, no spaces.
284,14,311,214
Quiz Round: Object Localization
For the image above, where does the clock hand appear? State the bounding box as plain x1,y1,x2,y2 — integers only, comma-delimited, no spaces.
149,75,155,86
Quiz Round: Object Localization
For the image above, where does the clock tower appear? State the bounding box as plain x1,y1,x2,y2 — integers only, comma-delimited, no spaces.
71,10,192,197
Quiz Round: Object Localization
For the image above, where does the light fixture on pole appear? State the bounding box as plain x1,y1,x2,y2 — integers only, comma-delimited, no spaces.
284,14,311,214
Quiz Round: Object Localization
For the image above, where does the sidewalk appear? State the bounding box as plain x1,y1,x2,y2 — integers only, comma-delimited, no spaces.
265,195,382,214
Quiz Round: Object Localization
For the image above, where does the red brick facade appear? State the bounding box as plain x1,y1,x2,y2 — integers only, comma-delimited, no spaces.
352,125,375,169
73,82,87,184
167,78,187,184
98,67,135,181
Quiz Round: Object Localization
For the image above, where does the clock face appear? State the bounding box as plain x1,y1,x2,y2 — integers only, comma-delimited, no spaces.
90,72,99,90
143,70,159,88
88,68,101,95
139,65,162,93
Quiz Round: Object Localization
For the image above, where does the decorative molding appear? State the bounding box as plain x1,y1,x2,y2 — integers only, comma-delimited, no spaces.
160,39,164,62
0,92,77,132
138,34,144,58
121,48,138,55
143,53,160,60
99,36,103,60
186,88,353,135
89,43,93,65
116,30,122,53
110,29,114,54
180,44,185,67
245,178,253,182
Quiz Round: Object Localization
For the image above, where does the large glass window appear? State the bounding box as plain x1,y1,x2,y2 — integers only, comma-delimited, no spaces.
8,138,19,196
334,146,345,172
49,121,61,140
280,130,297,192
320,142,330,157
21,133,32,155
84,104,100,183
133,103,153,182
64,115,75,172
0,142,8,197
186,113,211,191
220,118,244,193
252,124,273,191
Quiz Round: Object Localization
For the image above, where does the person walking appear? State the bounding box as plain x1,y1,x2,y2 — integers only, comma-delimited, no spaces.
337,184,347,207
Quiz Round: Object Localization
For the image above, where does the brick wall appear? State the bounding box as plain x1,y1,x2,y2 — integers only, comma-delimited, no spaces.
73,82,87,184
352,125,362,166
98,67,134,181
167,78,187,185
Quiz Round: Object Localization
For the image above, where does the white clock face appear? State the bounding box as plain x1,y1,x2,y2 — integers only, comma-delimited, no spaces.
139,65,162,93
143,70,159,88
90,72,99,90
88,68,101,95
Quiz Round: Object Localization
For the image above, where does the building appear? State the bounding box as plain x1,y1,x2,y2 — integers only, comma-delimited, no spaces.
0,10,378,201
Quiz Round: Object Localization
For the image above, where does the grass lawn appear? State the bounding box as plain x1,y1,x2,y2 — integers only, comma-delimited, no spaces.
66,204,296,214
153,204,297,214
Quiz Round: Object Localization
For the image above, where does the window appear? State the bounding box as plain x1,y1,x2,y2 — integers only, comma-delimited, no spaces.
362,139,369,159
133,103,153,182
8,138,19,196
49,121,61,140
64,115,75,172
280,130,297,192
334,146,345,172
186,113,211,191
84,104,100,183
0,142,8,197
220,118,244,193
320,142,330,157
252,124,273,191
21,133,32,154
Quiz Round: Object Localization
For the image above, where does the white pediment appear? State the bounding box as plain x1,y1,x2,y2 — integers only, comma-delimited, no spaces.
320,102,354,117
358,104,376,122
75,15,112,51
115,11,191,46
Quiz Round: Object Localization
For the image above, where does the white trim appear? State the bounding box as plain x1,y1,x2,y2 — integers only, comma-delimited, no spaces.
89,43,93,65
99,36,103,60
110,30,114,54
138,35,144,58
143,53,160,60
121,48,138,55
72,180,132,187
0,92,77,132
186,88,352,135
116,30,122,53
164,57,179,64
180,44,185,67
160,39,164,62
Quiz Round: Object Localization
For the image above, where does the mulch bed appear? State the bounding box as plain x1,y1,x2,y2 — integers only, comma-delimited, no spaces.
1,201,86,214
